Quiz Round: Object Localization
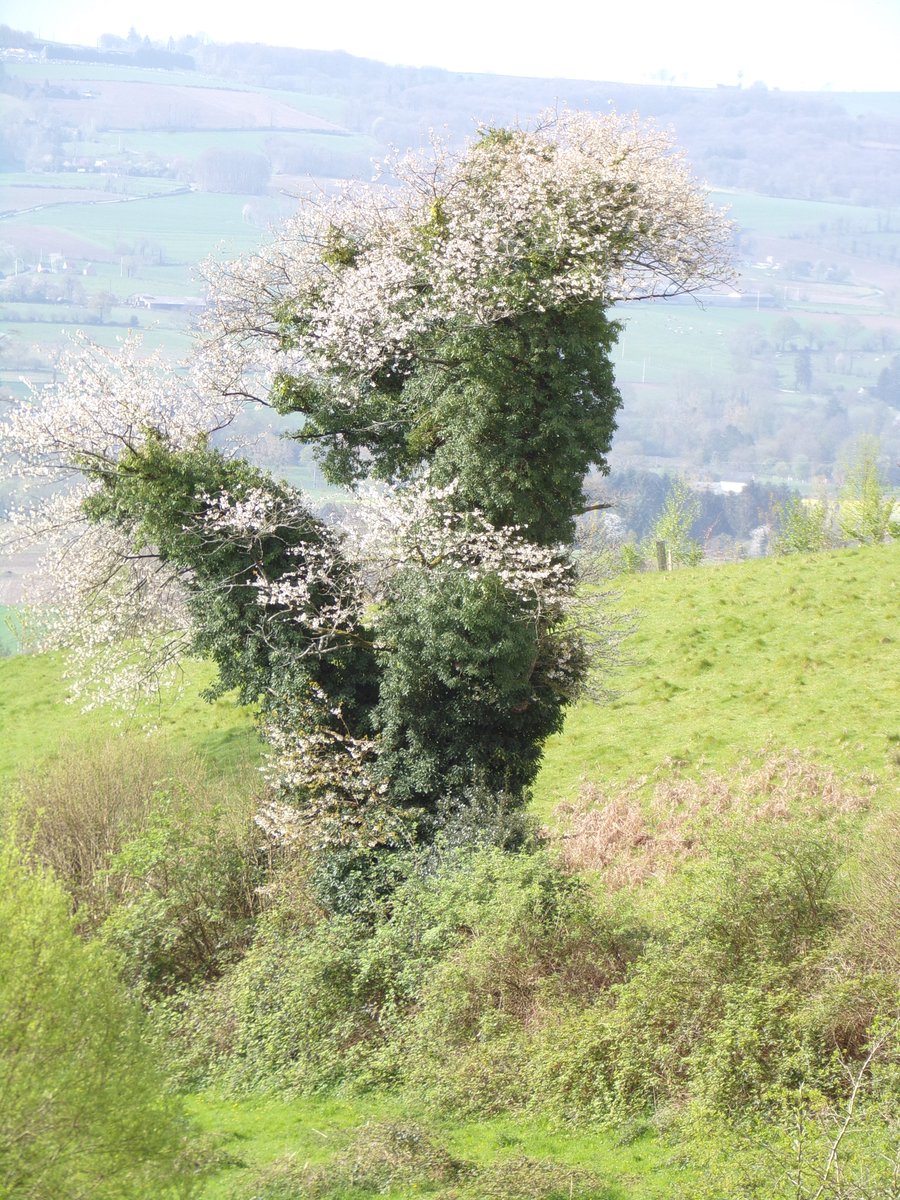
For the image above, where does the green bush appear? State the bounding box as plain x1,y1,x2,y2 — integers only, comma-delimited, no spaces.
773,494,836,554
390,853,639,1114
201,847,640,1101
686,1019,900,1199
5,737,257,929
101,794,268,995
161,810,895,1136
0,841,199,1199
529,821,855,1123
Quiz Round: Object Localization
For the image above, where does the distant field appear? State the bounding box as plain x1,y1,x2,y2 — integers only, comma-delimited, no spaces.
0,321,191,357
710,190,887,237
113,128,366,159
7,62,350,124
4,190,287,261
1,171,186,196
614,301,881,387
6,62,253,90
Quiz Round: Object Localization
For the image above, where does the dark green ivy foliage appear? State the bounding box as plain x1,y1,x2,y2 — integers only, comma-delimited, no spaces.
82,433,379,738
274,301,621,546
76,152,626,875
77,304,621,871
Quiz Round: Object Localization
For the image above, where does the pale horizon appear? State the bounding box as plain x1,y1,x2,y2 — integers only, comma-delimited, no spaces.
3,0,899,94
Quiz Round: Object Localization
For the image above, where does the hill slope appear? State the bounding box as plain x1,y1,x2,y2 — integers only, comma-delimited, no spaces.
536,542,899,811
2,543,896,801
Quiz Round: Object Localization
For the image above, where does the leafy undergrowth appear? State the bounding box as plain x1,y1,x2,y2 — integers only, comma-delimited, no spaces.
535,541,899,814
2,544,898,1199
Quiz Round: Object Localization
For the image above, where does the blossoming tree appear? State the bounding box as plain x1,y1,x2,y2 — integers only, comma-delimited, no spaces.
1,110,731,866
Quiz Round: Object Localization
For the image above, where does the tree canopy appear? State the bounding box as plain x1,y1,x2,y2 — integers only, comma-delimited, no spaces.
2,110,731,878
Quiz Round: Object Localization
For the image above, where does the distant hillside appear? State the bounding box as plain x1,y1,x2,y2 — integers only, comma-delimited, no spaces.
1,28,899,489
4,25,900,204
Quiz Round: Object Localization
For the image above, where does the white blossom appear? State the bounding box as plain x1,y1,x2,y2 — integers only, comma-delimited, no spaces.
199,109,733,397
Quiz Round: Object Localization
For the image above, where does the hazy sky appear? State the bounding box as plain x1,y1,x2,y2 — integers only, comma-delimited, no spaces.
4,0,899,92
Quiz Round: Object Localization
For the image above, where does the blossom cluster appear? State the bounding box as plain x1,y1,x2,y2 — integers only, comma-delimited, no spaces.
7,492,192,709
1,334,239,481
346,481,574,614
200,109,733,400
258,689,409,850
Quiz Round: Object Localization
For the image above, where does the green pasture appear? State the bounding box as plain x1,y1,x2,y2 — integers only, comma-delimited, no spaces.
0,319,192,359
710,189,885,237
0,650,258,784
534,541,899,813
254,88,349,123
2,191,278,262
5,62,356,125
1,171,185,196
5,62,247,90
189,1092,683,1200
613,300,889,392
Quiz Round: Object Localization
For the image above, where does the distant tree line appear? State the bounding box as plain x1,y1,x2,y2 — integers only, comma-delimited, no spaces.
587,469,795,545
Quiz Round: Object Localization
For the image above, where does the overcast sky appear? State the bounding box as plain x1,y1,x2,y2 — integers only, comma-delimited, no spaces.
4,0,899,92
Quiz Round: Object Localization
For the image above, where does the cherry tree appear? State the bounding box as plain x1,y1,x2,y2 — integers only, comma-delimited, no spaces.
1,110,731,869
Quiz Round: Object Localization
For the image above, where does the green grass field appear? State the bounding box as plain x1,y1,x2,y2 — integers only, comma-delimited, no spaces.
709,189,885,237
188,1092,685,1200
2,171,186,196
2,541,896,803
534,541,899,812
0,651,258,784
7,190,280,261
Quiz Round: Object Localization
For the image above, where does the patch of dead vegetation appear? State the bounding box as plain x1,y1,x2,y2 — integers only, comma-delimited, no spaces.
550,750,875,888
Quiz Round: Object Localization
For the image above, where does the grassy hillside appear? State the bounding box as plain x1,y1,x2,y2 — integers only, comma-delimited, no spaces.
2,542,896,1199
535,541,899,812
2,542,896,802
0,651,258,783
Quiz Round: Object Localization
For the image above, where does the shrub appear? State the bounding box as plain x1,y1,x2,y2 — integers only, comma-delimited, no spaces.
686,1019,900,1199
0,841,199,1199
838,435,898,544
209,846,641,1103
392,853,639,1113
101,793,269,995
773,494,836,554
644,478,703,567
161,796,893,1134
6,736,257,927
554,752,871,888
527,816,879,1124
